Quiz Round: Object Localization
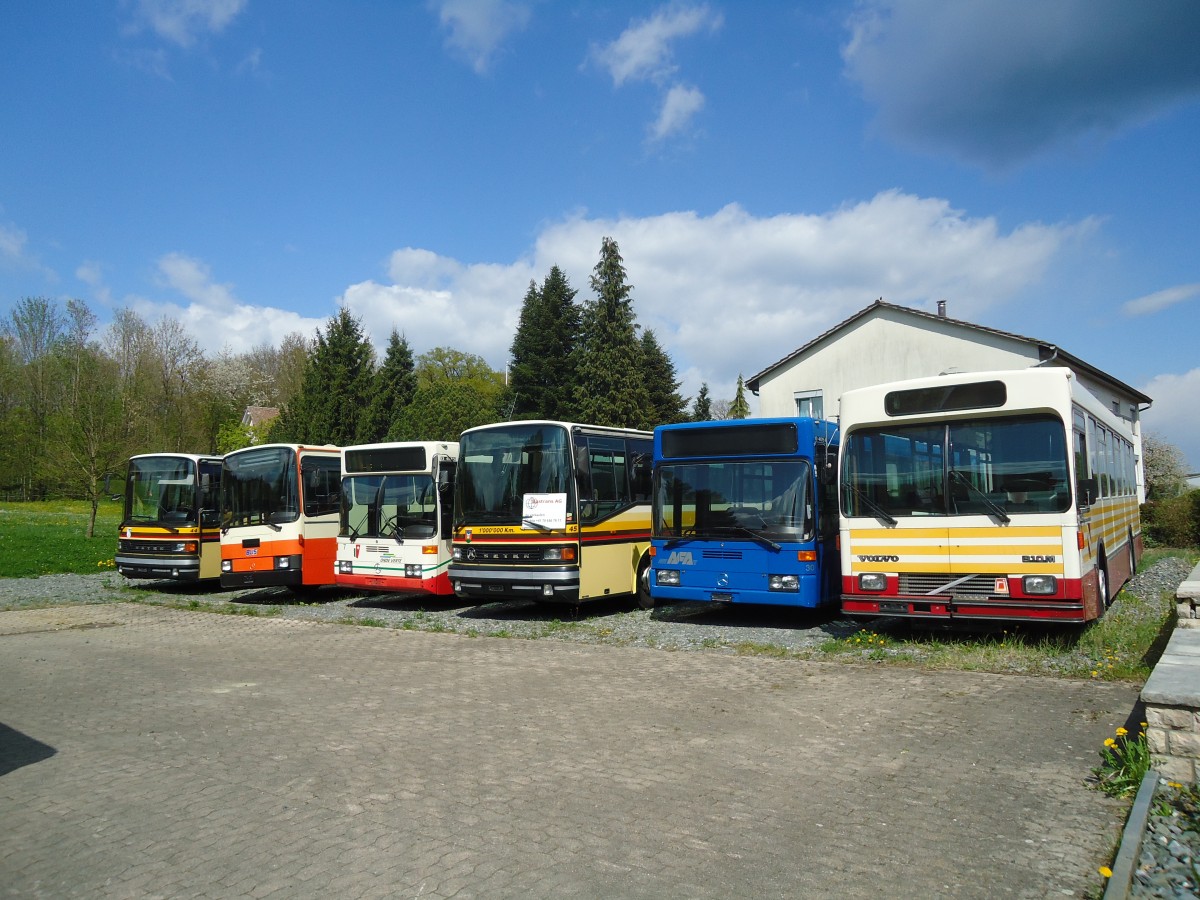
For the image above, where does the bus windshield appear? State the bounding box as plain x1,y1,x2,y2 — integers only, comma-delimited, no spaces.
655,460,813,541
842,413,1071,519
341,473,437,540
455,424,575,525
222,446,299,529
125,457,197,526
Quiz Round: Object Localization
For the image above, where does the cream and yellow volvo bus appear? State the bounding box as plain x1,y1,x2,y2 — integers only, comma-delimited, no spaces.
448,421,653,606
839,368,1141,624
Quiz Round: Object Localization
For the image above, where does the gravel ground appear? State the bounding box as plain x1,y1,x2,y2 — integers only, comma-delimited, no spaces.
1134,778,1200,899
0,555,1191,661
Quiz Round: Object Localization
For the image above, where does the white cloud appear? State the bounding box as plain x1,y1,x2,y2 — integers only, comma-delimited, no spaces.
111,252,325,354
842,0,1200,167
589,3,721,146
125,0,247,48
590,3,722,87
1141,369,1200,471
0,223,29,266
430,0,531,74
1122,283,1200,317
331,191,1091,406
651,84,705,142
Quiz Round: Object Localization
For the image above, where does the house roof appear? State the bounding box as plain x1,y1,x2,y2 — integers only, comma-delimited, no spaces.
241,406,280,427
745,299,1152,406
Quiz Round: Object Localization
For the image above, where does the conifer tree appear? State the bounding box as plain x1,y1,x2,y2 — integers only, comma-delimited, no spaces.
691,383,712,421
572,237,650,428
729,374,751,420
639,329,687,428
357,329,417,442
508,266,580,420
272,308,375,445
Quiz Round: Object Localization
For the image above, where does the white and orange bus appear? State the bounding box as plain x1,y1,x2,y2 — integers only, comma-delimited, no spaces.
335,441,458,595
448,421,654,606
219,443,341,592
116,452,223,582
838,368,1141,624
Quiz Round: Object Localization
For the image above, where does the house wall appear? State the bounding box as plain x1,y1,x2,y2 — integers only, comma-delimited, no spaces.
754,308,1038,419
752,306,1149,503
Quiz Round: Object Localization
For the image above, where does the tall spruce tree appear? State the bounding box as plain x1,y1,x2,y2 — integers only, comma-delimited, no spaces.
508,266,580,420
691,383,713,421
357,329,417,442
572,237,650,428
639,329,687,429
729,374,751,419
273,308,375,445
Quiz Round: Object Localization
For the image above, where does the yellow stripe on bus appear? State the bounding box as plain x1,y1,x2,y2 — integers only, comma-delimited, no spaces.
847,526,1064,539
849,561,1064,575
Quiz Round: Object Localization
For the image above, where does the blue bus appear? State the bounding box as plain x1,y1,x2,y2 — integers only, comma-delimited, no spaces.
648,418,840,608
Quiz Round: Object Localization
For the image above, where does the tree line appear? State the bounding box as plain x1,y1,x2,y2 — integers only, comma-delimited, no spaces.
0,237,753,524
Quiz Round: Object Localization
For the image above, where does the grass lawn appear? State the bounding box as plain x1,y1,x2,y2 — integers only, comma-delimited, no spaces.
0,500,123,577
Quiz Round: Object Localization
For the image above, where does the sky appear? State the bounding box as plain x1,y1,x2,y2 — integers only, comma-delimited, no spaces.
2,0,1198,468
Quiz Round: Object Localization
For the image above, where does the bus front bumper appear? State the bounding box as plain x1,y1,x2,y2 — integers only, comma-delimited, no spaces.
116,555,202,581
448,565,579,603
841,594,1088,623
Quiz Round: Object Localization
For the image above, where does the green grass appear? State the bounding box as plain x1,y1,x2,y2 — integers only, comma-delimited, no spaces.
0,500,123,577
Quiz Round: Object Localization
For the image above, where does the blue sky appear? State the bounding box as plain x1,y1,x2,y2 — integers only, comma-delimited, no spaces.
2,1,1198,467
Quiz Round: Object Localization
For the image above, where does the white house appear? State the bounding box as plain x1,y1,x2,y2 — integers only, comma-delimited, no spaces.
745,299,1153,499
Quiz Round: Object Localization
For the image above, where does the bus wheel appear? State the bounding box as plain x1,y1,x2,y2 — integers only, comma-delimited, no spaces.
636,557,656,610
1098,562,1110,609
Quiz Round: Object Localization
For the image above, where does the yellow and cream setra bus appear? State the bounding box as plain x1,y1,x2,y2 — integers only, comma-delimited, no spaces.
116,452,223,582
220,443,342,591
448,421,654,606
838,368,1142,624
335,441,458,596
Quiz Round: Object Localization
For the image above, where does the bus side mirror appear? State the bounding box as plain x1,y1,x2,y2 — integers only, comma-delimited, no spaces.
1076,477,1097,508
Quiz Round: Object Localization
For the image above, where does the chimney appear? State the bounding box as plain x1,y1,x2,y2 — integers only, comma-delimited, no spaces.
937,300,947,317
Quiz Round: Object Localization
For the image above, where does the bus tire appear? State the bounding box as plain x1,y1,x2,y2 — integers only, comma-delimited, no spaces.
1097,558,1110,609
636,557,656,610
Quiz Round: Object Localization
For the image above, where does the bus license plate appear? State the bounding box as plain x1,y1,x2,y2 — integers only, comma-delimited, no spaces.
880,601,908,613
711,592,733,602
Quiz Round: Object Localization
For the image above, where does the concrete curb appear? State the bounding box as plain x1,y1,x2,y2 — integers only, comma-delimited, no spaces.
1103,769,1159,900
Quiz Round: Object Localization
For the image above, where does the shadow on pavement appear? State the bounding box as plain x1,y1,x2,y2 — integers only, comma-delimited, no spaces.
0,722,56,777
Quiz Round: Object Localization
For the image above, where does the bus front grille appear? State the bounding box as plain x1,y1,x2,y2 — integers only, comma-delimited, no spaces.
900,574,997,597
702,550,743,560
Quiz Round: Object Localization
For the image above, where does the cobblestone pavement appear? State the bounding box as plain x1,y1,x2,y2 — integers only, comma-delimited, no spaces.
1,603,1136,899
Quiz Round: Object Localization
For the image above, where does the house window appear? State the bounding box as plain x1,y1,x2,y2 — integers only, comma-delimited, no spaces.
794,390,823,420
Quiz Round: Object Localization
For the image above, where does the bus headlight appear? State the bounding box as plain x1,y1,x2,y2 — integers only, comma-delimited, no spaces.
858,573,887,592
221,560,232,573
405,564,422,577
768,574,799,592
1022,575,1058,595
656,569,680,586
275,555,292,570
542,547,577,561
452,547,464,560
338,561,353,574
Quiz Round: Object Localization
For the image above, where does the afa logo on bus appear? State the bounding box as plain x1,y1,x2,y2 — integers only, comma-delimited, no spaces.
664,551,695,565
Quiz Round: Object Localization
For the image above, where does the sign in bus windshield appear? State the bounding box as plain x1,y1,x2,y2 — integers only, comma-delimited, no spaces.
884,380,1006,416
344,446,428,473
661,422,798,458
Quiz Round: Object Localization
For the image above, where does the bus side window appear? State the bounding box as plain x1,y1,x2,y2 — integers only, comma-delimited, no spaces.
303,456,341,517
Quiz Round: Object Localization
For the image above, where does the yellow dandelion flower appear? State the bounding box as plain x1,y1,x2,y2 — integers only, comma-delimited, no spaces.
1104,738,1117,748
1169,782,1183,789
1099,866,1112,878
1115,727,1128,737
1091,671,1099,677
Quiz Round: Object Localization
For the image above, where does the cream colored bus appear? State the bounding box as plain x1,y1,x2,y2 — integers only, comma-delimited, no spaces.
448,421,653,606
839,368,1141,624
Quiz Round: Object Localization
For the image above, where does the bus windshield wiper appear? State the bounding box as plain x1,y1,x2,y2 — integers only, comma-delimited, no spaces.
713,525,781,552
949,470,1011,524
849,486,897,526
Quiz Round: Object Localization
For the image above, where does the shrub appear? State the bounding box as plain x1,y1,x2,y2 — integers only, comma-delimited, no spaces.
1142,489,1200,548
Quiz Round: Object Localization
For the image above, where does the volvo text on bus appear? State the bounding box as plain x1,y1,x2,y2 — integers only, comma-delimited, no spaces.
650,417,840,608
838,368,1142,623
336,441,458,595
448,421,653,605
220,443,341,591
